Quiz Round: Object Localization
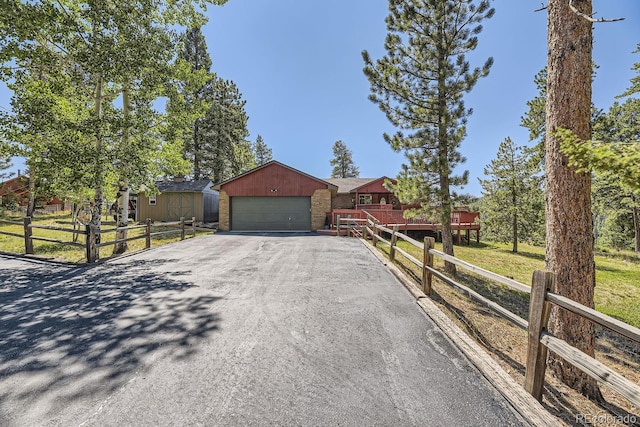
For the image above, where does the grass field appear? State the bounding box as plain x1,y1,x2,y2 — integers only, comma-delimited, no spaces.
0,211,214,263
384,239,640,329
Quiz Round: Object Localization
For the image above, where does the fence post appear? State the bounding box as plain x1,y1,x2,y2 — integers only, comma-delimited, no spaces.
363,218,369,240
85,224,97,263
423,237,434,295
180,217,185,240
372,220,378,246
389,225,399,261
192,216,196,237
524,270,555,401
145,218,152,249
23,217,34,255
336,215,341,237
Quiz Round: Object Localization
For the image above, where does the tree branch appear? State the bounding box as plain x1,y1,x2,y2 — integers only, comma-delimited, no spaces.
568,0,624,23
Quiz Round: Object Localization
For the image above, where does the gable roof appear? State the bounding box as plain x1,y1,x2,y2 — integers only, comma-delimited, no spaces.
214,160,337,190
323,178,378,194
324,177,395,194
155,179,214,192
0,175,29,197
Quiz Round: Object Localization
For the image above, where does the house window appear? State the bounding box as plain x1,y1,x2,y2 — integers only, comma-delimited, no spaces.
148,195,157,206
358,194,372,205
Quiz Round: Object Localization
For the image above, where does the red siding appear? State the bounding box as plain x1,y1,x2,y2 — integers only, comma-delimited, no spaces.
355,178,395,194
221,163,329,197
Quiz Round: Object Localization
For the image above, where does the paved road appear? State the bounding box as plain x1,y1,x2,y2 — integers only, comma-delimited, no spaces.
0,233,527,426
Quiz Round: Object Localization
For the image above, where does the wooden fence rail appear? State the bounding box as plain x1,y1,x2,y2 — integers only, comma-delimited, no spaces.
337,216,640,408
0,216,213,263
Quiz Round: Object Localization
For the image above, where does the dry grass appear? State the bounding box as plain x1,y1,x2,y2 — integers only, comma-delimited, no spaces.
375,239,639,426
0,210,214,263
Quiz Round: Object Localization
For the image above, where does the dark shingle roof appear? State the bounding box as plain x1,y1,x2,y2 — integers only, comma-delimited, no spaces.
155,179,213,192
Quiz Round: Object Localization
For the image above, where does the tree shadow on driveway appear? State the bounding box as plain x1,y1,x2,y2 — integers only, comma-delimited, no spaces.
0,255,220,423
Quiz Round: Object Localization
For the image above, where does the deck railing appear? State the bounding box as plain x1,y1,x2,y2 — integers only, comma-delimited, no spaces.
352,217,640,408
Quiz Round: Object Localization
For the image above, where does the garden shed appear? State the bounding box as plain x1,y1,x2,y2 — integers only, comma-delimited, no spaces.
138,178,219,223
214,161,337,231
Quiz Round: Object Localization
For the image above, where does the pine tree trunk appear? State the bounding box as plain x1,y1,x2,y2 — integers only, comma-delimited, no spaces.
546,0,602,400
440,173,456,275
512,209,518,253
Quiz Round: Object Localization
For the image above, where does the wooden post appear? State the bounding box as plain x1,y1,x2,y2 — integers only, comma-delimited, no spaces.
145,218,152,249
180,216,185,240
363,218,369,240
192,216,196,237
423,237,434,295
23,217,34,255
85,224,97,263
524,270,555,401
372,220,378,246
389,225,399,261
336,215,341,237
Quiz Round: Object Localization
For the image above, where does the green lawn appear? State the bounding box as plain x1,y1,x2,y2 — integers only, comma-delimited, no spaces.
383,239,640,328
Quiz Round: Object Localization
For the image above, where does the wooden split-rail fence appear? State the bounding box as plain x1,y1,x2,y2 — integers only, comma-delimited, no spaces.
336,215,640,408
0,216,213,263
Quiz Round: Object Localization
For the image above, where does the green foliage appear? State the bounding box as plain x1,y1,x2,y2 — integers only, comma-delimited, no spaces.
521,68,547,144
557,122,640,192
478,137,544,251
197,78,250,183
330,140,359,178
619,43,640,98
362,0,494,252
0,0,227,222
171,27,250,183
0,155,12,181
253,135,272,165
233,139,257,175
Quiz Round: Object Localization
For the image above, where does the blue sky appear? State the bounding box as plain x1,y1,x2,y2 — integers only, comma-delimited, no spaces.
2,1,639,196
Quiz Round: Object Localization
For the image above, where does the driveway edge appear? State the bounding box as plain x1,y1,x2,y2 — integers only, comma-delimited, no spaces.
359,238,565,427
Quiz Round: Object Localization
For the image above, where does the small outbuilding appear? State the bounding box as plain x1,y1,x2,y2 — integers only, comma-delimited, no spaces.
138,178,219,223
214,161,337,232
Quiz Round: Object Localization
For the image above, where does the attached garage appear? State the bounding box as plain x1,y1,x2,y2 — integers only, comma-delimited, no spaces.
215,161,337,232
231,196,311,231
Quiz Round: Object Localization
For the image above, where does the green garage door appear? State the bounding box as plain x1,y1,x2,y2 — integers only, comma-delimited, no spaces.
231,196,311,231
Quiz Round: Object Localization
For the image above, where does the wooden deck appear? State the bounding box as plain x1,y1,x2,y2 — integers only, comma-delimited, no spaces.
330,208,480,245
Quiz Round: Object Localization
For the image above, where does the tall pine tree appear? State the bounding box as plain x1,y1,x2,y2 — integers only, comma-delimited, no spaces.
198,78,249,183
362,0,494,273
178,27,215,180
330,140,359,178
253,135,272,165
545,0,600,399
479,137,544,252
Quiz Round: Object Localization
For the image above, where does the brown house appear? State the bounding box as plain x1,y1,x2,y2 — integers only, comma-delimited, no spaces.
138,179,219,223
214,161,337,231
0,175,66,211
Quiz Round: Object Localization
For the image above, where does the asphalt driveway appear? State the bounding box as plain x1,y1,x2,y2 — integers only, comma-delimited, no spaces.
0,233,527,426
